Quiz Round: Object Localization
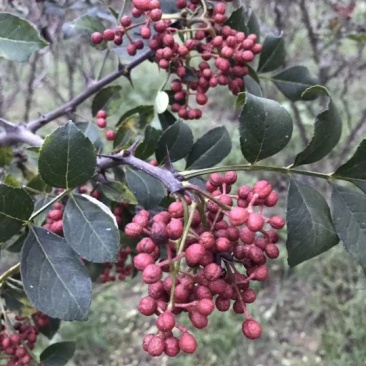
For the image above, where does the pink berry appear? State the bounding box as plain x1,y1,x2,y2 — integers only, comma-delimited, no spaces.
247,213,264,232
179,332,197,353
156,311,176,332
91,32,103,44
242,319,262,339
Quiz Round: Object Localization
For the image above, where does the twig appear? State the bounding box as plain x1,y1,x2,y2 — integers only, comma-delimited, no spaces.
25,48,154,133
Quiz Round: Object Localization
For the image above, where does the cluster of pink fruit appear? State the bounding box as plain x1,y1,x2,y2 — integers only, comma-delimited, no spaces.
124,171,284,356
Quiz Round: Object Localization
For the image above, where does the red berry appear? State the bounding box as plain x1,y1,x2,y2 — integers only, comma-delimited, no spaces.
224,171,237,185
133,253,154,271
229,207,249,226
142,264,162,284
164,336,180,356
185,244,206,266
103,29,115,41
189,311,208,329
156,311,176,332
196,298,214,316
91,32,103,44
253,180,272,199
265,243,280,259
140,26,151,39
47,209,63,221
209,173,223,187
179,332,197,353
125,222,143,238
269,216,285,229
149,8,162,21
96,118,107,128
96,109,107,119
127,43,137,56
105,130,116,141
121,16,132,27
133,0,151,11
242,319,262,339
265,191,279,207
168,201,184,218
252,265,269,281
204,263,222,281
242,288,256,303
147,335,165,357
247,213,264,232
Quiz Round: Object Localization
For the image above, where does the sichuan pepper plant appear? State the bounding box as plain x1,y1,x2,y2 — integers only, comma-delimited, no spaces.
0,1,365,364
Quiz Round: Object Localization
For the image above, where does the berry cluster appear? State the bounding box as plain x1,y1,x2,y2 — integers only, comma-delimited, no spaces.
91,0,262,120
99,247,133,283
43,202,64,235
0,312,49,366
124,171,284,357
95,109,116,141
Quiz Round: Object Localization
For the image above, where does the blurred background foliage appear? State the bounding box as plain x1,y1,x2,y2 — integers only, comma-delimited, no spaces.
1,0,366,365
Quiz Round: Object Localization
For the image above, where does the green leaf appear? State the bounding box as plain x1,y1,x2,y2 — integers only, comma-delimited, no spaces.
185,127,232,169
0,147,12,166
235,92,247,110
286,179,339,267
5,231,27,253
347,33,366,43
135,126,162,160
63,194,120,263
125,168,164,209
331,184,366,273
257,34,285,73
155,91,169,114
33,196,52,227
155,120,194,163
0,185,34,242
271,66,319,101
21,227,92,320
158,110,177,130
91,86,123,117
3,174,20,187
27,175,52,193
72,15,105,35
100,181,137,204
115,105,154,127
244,75,262,97
239,93,293,163
352,180,366,194
225,7,247,33
292,86,342,167
38,317,61,339
113,105,155,149
333,140,366,180
38,121,96,189
0,13,47,62
246,11,260,41
40,341,76,366
75,121,103,150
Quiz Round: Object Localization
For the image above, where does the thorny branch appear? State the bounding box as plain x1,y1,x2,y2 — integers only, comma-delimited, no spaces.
0,48,154,146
